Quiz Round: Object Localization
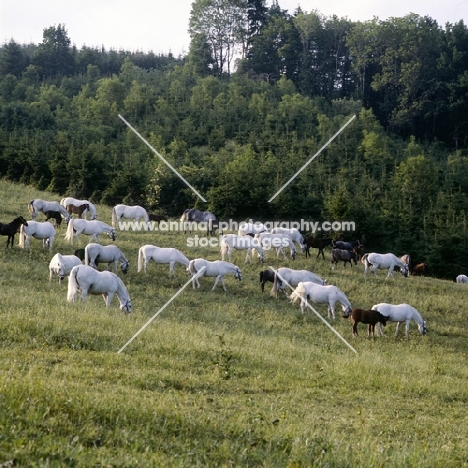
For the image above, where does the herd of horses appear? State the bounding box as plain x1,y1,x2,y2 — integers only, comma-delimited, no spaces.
0,197,452,338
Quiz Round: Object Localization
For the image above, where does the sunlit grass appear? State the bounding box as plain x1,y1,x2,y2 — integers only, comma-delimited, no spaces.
0,179,467,466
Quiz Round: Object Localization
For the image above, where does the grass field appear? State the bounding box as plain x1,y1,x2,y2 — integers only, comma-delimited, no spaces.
0,179,467,467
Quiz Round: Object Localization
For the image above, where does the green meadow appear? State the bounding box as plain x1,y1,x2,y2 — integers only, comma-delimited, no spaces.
0,179,467,467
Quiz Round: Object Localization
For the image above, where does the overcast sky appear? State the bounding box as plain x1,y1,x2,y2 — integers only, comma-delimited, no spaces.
1,0,467,56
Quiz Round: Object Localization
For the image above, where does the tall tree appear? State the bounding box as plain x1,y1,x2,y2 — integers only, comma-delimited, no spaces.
189,0,248,75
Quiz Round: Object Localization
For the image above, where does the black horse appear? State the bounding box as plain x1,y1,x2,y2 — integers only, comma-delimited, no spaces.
0,215,29,247
44,210,63,226
303,236,333,260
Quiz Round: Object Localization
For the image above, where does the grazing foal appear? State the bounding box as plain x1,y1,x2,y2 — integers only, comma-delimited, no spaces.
259,269,275,293
348,308,387,337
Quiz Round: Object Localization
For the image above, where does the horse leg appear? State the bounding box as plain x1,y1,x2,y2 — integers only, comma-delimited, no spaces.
211,275,222,291
352,320,358,337
169,261,176,277
320,248,325,261
394,321,402,336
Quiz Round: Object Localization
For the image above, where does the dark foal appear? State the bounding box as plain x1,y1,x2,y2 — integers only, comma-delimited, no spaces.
349,308,387,337
259,269,275,293
66,203,89,218
44,210,63,226
0,216,28,247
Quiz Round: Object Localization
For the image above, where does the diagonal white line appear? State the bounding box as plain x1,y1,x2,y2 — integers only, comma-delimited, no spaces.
118,114,207,202
269,266,357,354
268,114,356,202
117,266,206,354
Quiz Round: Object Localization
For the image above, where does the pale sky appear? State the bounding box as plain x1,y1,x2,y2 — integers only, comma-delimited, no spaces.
1,0,467,56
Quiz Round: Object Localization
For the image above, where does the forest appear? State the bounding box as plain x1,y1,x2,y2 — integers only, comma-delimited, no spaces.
1,0,468,279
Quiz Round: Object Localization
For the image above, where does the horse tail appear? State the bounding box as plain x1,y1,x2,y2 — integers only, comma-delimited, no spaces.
112,206,117,228
271,271,281,298
361,253,369,266
290,282,306,304
188,259,197,275
84,245,90,266
67,266,81,303
220,235,228,259
19,224,26,248
137,247,144,273
28,200,36,219
64,218,75,244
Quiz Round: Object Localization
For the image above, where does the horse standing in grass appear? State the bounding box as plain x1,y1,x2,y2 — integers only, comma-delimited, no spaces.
303,237,333,260
188,258,242,292
28,199,71,223
181,208,219,236
137,244,190,277
290,281,352,319
85,243,130,274
371,303,427,337
331,248,357,269
270,227,306,253
43,211,63,227
0,215,28,247
112,204,150,229
362,253,409,279
271,267,327,298
65,219,115,245
49,252,82,284
61,197,97,220
346,308,387,337
260,270,276,293
220,234,264,263
67,265,132,312
19,221,56,251
66,203,89,219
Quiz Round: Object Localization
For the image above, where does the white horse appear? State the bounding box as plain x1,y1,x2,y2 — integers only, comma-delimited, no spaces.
456,274,468,283
220,234,264,263
371,303,427,337
112,204,150,229
188,258,242,291
49,252,82,283
362,253,409,279
65,219,116,245
67,264,132,312
60,197,97,219
270,227,306,253
85,243,130,274
28,199,71,223
290,281,352,319
238,222,268,237
255,232,297,260
271,267,327,298
137,244,190,277
19,221,56,251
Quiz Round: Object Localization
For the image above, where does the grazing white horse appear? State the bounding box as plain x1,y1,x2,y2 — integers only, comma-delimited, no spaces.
28,199,71,223
49,252,82,283
19,221,56,251
290,281,352,319
456,274,468,283
188,258,242,291
112,204,150,229
255,232,297,260
270,227,306,253
85,243,130,274
220,234,264,263
60,197,97,219
67,264,132,312
271,267,327,298
65,219,116,245
238,222,268,237
362,253,409,279
371,303,427,337
137,244,190,277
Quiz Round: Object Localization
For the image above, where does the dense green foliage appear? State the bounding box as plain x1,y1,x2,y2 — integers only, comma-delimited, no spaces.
2,5,468,279
0,179,467,467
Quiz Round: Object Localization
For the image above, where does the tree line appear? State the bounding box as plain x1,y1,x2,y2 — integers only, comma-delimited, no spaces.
1,1,468,279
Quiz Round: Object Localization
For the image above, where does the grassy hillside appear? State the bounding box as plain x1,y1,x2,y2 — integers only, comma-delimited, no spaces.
0,179,467,467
